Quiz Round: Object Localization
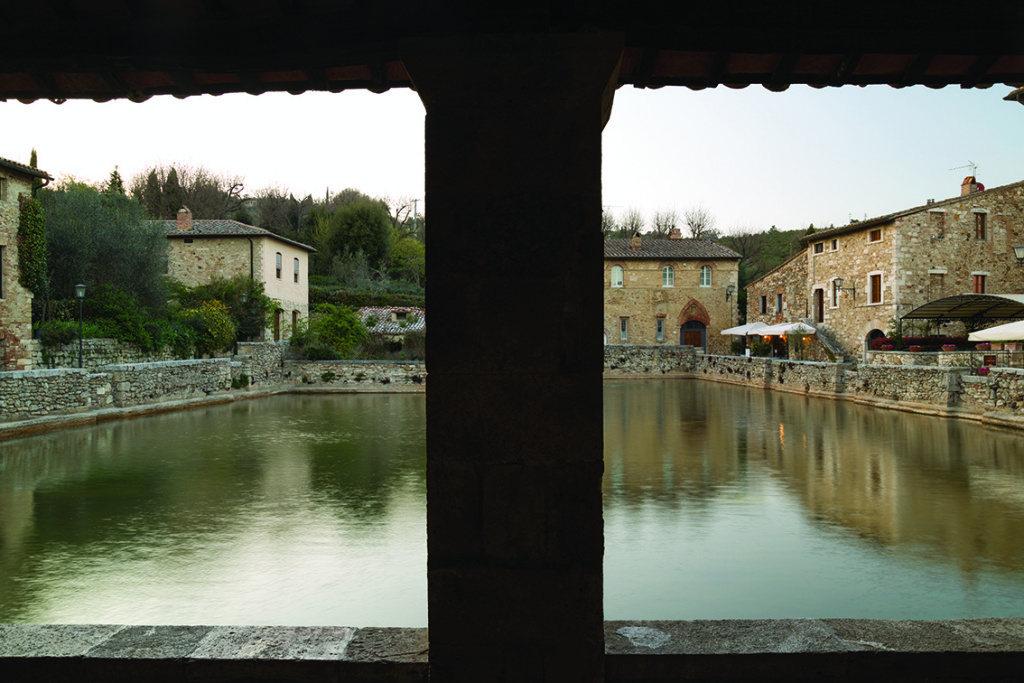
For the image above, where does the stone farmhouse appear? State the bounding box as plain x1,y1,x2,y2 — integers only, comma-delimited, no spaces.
153,207,315,341
746,177,1024,358
604,232,740,354
0,156,51,371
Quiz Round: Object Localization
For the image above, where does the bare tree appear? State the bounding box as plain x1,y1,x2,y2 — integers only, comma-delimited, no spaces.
601,210,619,238
684,205,717,239
620,207,645,238
381,195,417,239
130,164,244,219
650,208,680,238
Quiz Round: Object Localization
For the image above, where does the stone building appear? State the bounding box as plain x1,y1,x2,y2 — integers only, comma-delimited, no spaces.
0,156,51,371
746,177,1024,358
604,232,740,354
154,207,315,341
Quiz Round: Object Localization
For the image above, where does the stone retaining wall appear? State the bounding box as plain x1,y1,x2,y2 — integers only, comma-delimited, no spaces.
31,338,178,371
285,359,427,386
605,345,1024,424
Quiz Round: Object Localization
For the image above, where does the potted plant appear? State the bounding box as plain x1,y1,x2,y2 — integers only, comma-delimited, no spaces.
990,342,1004,351
977,366,991,376
941,344,956,352
976,342,991,351
1005,342,1023,351
880,344,894,351
909,345,921,352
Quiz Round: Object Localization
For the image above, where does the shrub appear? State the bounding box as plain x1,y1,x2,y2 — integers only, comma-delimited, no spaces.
750,341,772,357
175,300,237,357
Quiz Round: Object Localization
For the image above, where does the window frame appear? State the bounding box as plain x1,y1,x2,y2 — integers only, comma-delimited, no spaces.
0,177,7,202
775,293,783,314
661,265,674,287
831,278,840,308
759,295,767,315
275,252,283,279
974,211,988,240
619,316,628,341
869,229,882,243
293,257,300,283
831,239,838,251
610,264,623,288
973,273,987,294
656,317,665,342
699,265,712,287
813,242,824,254
868,271,883,305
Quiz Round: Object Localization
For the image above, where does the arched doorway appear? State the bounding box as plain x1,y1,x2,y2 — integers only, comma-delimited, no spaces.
867,328,885,350
681,320,707,351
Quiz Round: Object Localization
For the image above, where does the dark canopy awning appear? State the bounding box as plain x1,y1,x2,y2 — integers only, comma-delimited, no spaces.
901,294,1024,321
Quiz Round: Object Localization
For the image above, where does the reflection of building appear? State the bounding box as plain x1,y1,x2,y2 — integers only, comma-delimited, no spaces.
604,233,740,354
746,178,1024,358
0,156,51,371
153,207,315,341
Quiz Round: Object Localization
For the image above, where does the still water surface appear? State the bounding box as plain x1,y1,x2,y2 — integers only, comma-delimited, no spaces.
2,382,1023,626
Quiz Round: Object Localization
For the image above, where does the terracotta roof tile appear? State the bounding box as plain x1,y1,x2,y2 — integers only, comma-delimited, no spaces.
153,219,316,252
604,238,740,260
0,155,52,180
359,307,425,335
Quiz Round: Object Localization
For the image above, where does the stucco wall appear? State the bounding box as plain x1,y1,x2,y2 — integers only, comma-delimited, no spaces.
0,171,35,371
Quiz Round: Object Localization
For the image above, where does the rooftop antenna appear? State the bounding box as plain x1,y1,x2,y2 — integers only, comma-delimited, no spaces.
949,161,978,176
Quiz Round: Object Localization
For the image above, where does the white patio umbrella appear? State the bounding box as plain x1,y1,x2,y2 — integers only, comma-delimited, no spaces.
968,320,1024,342
721,322,768,335
758,322,817,336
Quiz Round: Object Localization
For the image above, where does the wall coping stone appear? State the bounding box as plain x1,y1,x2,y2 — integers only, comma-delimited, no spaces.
1,620,1021,682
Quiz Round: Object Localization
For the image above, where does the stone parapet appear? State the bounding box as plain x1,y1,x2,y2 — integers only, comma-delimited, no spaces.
604,345,696,374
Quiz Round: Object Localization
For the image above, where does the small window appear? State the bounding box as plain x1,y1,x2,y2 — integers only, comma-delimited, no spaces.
831,279,840,307
656,318,665,342
974,274,986,294
760,295,767,314
699,265,712,287
870,273,882,304
0,177,7,201
813,242,824,254
276,252,282,279
662,266,674,287
831,239,838,251
869,229,882,243
775,293,783,313
292,310,299,334
293,257,300,283
611,265,623,288
975,213,987,240
619,317,628,341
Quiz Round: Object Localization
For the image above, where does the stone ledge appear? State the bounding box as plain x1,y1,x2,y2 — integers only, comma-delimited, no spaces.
2,620,1022,682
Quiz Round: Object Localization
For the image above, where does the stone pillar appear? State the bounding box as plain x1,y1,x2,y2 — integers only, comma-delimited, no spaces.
403,33,622,682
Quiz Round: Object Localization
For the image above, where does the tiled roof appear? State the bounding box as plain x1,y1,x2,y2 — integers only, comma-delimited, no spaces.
800,179,1024,244
604,238,740,260
154,219,316,252
359,307,425,335
0,155,52,180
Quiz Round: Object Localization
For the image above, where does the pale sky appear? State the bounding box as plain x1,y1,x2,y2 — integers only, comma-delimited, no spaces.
3,83,1022,234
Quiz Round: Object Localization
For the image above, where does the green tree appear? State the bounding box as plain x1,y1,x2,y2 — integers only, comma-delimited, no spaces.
37,181,168,317
170,275,276,343
105,166,126,195
291,303,368,358
326,200,393,269
389,237,425,286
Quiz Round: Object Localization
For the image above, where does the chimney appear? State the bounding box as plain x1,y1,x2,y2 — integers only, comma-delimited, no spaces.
669,227,682,240
630,232,642,250
961,176,979,196
177,206,193,231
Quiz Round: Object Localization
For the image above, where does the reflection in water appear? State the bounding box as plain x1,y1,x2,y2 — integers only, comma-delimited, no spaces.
0,395,428,626
2,384,1023,625
603,381,1024,620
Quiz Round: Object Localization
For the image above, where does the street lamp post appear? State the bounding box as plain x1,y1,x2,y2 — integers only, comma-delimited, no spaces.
75,284,86,369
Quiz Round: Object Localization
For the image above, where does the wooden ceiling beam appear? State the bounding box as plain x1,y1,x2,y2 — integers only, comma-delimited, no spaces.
828,53,861,86
767,53,799,92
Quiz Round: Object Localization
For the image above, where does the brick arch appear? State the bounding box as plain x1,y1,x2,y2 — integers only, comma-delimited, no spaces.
676,298,710,327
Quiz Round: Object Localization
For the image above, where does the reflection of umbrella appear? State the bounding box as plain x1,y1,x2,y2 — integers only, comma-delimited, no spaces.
758,322,817,336
968,320,1024,342
721,322,768,335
